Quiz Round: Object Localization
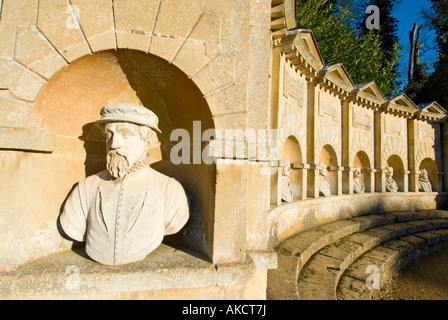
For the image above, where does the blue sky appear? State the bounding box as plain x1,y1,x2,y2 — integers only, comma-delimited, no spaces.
391,0,438,89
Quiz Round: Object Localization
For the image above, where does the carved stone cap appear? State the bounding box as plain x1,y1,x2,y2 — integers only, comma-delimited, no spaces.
96,103,162,134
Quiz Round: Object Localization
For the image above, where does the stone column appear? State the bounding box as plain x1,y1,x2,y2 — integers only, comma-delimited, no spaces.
213,159,248,263
401,169,410,192
270,161,281,206
306,81,319,198
376,169,387,193
407,119,418,192
409,170,420,193
343,167,354,195
341,99,352,194
292,162,308,200
246,161,270,251
330,166,344,196
307,163,320,199
437,172,444,192
364,168,375,193
441,122,448,192
374,110,384,192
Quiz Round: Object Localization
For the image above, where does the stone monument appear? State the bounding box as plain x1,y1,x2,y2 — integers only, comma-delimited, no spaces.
59,103,190,266
280,160,293,203
353,166,365,194
418,169,433,192
318,162,331,197
385,167,399,193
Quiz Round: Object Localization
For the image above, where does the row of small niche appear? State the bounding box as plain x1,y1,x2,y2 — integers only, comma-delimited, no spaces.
280,161,434,203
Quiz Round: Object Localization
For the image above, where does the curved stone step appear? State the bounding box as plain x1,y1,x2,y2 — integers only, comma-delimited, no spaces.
268,215,388,300
337,229,448,300
267,210,448,300
296,218,448,300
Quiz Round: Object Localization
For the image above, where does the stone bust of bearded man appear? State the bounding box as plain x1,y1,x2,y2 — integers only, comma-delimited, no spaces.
59,103,189,266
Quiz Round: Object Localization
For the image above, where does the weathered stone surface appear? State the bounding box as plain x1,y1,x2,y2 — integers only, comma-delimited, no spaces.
0,244,255,298
337,276,372,300
15,26,68,80
0,91,32,127
382,222,417,237
70,0,116,52
0,59,46,101
0,127,55,152
1,0,447,301
0,0,39,59
382,239,415,258
274,210,448,300
37,0,91,62
149,35,184,63
114,0,159,52
405,220,434,232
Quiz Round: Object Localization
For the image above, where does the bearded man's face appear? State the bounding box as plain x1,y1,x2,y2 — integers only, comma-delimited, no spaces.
103,122,147,178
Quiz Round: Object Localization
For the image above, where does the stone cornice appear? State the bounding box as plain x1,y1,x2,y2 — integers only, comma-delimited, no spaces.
270,13,445,123
271,0,297,40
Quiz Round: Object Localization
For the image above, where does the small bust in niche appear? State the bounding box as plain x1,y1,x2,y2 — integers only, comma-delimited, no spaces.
59,103,189,266
418,169,433,192
385,167,398,193
280,160,293,203
318,162,331,197
353,166,365,194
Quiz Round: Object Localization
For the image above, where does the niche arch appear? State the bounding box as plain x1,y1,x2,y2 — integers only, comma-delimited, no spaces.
32,49,216,261
387,154,405,192
419,158,439,192
353,151,372,193
280,135,304,200
319,144,338,196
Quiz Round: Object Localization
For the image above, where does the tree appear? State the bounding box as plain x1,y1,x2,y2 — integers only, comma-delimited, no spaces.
408,23,424,83
354,0,402,92
404,23,431,102
295,0,402,95
410,0,448,108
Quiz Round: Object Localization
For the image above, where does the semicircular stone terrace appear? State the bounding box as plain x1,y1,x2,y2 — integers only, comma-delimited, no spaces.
267,209,448,300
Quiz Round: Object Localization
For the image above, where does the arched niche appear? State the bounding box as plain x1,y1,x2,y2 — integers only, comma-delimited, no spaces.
32,49,216,261
280,135,304,200
387,155,405,192
353,151,372,193
319,144,338,196
419,158,439,192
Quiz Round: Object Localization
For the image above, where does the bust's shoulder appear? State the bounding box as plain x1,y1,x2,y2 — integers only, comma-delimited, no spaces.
84,170,111,183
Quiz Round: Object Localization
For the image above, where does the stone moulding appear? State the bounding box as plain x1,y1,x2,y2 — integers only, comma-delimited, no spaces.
267,191,447,247
0,127,55,153
416,102,447,123
273,30,446,123
271,0,297,39
0,244,257,299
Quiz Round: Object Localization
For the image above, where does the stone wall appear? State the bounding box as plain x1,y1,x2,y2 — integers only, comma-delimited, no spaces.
0,0,272,274
269,24,447,247
0,0,447,299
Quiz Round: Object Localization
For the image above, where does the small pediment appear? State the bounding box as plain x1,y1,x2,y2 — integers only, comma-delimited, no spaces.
363,87,375,96
416,101,447,122
318,63,355,93
349,82,387,109
292,30,325,71
387,93,418,109
332,69,344,80
356,81,386,100
382,93,419,118
418,101,446,114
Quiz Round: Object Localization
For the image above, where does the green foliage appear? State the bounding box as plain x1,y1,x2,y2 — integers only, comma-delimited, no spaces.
295,0,402,96
427,0,448,56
